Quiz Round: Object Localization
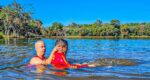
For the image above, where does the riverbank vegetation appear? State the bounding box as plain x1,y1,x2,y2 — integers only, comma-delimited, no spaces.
0,1,44,38
46,20,150,39
1,1,150,39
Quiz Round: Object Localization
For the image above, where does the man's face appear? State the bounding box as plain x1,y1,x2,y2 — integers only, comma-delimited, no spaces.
36,42,46,55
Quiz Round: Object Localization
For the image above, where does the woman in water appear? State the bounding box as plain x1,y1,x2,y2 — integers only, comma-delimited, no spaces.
48,39,95,69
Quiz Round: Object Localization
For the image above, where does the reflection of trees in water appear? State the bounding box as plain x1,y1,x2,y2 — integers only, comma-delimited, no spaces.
5,37,10,45
4,38,32,46
4,38,17,46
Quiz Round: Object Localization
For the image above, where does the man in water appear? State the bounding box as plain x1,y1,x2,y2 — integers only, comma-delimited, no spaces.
29,40,57,65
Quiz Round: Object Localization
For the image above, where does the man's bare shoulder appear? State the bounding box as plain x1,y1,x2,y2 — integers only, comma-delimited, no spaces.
29,57,43,65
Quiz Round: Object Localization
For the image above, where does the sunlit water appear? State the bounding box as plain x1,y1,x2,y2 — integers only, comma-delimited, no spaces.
0,38,150,80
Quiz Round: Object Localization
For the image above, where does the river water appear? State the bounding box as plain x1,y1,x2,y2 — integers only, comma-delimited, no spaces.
0,38,150,80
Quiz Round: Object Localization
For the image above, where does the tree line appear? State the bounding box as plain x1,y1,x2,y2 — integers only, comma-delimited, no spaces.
1,1,150,38
46,20,150,38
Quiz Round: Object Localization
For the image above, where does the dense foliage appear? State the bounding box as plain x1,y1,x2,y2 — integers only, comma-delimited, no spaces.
47,20,150,38
0,1,43,38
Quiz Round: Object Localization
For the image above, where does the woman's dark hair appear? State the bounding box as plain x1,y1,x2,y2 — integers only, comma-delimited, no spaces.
55,39,68,47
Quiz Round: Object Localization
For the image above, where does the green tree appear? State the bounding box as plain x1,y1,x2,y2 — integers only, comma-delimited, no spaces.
51,22,63,31
110,19,120,29
0,0,43,38
51,22,64,36
68,22,79,28
94,19,102,27
144,23,150,36
120,24,129,37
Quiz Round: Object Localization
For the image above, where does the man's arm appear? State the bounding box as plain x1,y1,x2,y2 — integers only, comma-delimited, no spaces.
45,45,58,64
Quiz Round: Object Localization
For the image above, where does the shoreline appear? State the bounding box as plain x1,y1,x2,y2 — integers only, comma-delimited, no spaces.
46,36,150,39
1,35,150,39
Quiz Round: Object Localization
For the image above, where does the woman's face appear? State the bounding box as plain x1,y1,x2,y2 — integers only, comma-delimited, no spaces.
57,43,67,53
62,46,67,53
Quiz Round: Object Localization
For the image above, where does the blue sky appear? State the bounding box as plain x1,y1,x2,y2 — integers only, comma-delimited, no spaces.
1,0,150,27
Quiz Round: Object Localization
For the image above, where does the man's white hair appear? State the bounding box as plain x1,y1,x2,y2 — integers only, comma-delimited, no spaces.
35,40,44,48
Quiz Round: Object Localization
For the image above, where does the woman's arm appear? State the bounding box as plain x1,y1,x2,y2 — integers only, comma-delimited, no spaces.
61,55,89,68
